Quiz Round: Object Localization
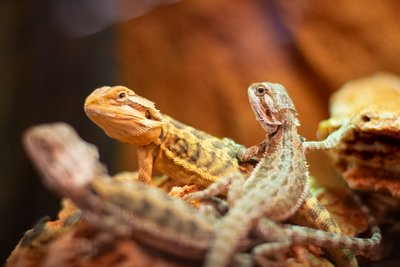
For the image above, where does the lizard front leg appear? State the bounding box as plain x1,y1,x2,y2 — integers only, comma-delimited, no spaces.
303,121,354,154
136,146,156,184
237,140,268,162
184,172,244,202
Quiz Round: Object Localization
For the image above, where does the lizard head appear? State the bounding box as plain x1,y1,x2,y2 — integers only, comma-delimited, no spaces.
248,82,299,133
84,86,165,146
23,123,102,194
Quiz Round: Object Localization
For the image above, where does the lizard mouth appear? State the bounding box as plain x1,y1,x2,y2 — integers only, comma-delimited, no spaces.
254,104,280,126
84,103,164,138
249,90,282,124
84,103,161,122
84,105,139,120
247,82,285,135
84,86,164,144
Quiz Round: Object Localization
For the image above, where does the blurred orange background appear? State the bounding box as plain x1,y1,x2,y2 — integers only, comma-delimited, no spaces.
1,0,400,262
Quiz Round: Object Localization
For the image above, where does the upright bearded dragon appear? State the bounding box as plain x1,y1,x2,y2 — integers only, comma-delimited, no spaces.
185,82,381,267
23,123,381,266
84,86,252,186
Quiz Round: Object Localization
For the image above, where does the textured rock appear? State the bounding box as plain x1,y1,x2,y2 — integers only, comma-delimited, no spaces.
318,73,400,198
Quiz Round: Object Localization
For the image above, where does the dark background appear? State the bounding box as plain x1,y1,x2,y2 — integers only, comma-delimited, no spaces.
2,0,400,263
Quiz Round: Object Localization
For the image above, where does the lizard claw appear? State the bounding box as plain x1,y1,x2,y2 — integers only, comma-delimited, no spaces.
182,191,204,202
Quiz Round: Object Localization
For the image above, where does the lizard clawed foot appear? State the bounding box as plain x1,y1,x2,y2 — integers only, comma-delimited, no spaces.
169,184,200,198
182,191,207,202
183,172,243,202
252,242,291,267
237,141,267,162
198,196,229,216
231,253,253,267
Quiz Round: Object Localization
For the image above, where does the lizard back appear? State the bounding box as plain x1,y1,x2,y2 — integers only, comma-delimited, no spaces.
90,177,214,259
153,115,250,187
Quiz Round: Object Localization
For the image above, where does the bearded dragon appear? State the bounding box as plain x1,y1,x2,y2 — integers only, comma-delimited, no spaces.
23,122,216,260
84,86,252,186
84,85,381,265
185,82,381,267
23,123,381,266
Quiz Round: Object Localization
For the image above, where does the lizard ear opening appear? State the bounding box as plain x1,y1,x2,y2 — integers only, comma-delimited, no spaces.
144,108,163,122
145,110,152,119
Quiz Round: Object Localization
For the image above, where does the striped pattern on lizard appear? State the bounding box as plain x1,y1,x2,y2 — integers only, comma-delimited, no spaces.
84,86,252,186
84,85,381,266
23,123,381,266
23,123,216,260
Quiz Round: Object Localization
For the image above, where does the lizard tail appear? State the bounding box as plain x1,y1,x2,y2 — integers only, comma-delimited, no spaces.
349,192,382,260
290,194,359,267
285,224,381,252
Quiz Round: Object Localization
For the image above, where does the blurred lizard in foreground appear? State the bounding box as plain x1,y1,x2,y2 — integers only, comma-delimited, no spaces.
23,122,216,261
22,123,381,267
185,82,381,267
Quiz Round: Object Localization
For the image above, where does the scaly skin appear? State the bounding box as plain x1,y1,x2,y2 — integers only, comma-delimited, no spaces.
23,123,215,260
84,86,251,186
186,83,379,267
84,85,380,266
185,83,310,266
246,83,366,267
206,114,310,267
23,123,381,266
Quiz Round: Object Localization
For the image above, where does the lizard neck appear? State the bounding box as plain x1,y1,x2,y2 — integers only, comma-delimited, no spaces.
280,112,302,150
127,127,163,146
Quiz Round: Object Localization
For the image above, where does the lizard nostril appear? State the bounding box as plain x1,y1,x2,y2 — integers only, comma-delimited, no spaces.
361,115,371,122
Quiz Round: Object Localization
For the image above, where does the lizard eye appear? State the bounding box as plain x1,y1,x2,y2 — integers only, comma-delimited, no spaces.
255,86,265,96
117,91,127,101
